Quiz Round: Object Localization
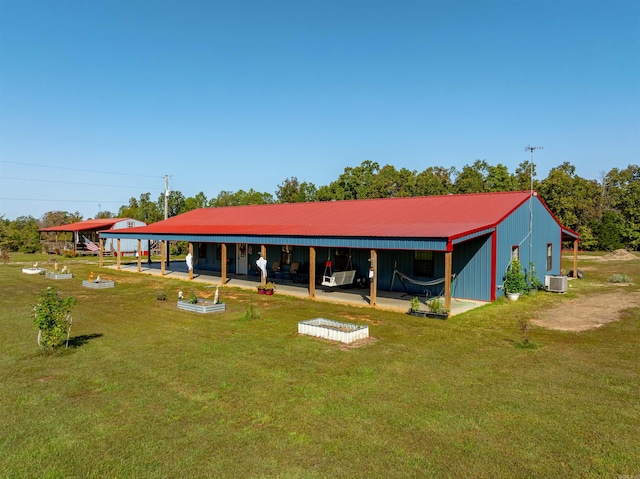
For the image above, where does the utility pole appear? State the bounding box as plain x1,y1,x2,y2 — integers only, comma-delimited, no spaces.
164,175,171,266
525,145,543,273
164,175,170,220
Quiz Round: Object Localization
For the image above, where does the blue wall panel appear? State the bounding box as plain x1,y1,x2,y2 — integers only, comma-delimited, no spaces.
495,197,562,297
452,234,493,301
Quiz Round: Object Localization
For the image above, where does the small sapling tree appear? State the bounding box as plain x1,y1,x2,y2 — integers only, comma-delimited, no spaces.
33,287,76,350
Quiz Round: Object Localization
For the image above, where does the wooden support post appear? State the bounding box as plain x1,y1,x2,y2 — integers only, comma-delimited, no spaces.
573,240,578,277
309,247,316,298
188,242,194,280
221,243,227,285
369,249,377,307
137,239,142,272
116,238,121,270
261,245,267,286
99,238,104,267
161,241,166,276
444,251,452,314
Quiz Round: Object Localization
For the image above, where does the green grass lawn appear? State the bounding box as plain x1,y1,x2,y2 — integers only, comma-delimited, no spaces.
1,253,639,478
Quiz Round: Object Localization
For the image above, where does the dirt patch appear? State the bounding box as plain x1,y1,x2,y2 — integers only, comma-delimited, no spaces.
336,336,379,350
531,289,640,331
603,249,638,261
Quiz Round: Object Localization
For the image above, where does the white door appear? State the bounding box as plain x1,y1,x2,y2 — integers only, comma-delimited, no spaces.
236,244,248,274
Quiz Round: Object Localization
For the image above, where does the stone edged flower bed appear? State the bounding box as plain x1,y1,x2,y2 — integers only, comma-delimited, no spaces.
82,280,115,289
46,273,73,280
177,301,226,314
298,318,369,344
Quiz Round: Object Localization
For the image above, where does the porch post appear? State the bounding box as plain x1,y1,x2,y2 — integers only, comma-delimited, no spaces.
444,251,452,314
161,241,166,276
573,240,578,277
261,245,267,286
116,239,121,270
99,238,104,267
309,247,316,298
188,242,194,280
137,239,142,272
221,243,227,285
369,249,377,307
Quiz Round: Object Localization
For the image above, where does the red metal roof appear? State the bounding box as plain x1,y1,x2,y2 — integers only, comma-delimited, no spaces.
39,218,136,233
119,192,535,239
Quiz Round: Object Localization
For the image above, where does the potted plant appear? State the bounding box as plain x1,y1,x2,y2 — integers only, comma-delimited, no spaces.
257,284,266,294
426,297,449,319
504,259,527,301
264,282,276,295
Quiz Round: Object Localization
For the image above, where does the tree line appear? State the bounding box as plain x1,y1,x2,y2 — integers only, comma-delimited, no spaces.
1,160,638,253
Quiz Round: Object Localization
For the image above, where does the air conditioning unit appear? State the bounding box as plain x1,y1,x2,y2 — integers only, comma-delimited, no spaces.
545,275,568,293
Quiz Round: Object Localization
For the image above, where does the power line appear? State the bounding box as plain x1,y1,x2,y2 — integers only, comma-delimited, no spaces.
0,160,163,179
0,197,127,204
0,176,162,190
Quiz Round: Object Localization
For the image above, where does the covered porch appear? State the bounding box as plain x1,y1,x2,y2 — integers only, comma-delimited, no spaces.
106,259,487,317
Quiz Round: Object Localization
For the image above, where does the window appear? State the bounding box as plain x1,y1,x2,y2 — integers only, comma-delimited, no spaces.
546,243,553,271
511,245,520,261
198,243,207,259
414,251,434,277
127,221,135,228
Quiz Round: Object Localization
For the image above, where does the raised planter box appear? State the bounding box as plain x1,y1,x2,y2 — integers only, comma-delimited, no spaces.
82,279,115,289
46,273,73,280
177,301,226,314
408,310,448,320
298,318,369,344
425,312,448,320
22,267,46,275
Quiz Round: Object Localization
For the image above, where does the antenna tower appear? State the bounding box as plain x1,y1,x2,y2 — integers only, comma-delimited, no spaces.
524,145,543,274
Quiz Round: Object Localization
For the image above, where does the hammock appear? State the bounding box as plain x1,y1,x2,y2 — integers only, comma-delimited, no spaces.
390,269,456,295
321,256,357,287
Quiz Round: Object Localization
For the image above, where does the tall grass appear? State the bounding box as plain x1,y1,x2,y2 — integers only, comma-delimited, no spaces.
0,253,638,478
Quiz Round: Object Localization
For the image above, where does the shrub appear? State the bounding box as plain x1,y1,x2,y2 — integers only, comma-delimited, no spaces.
241,301,260,321
608,274,631,283
156,291,167,301
186,292,199,304
527,262,544,291
33,287,76,350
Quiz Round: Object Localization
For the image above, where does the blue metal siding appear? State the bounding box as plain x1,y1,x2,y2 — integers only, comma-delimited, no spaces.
452,234,493,301
495,197,562,296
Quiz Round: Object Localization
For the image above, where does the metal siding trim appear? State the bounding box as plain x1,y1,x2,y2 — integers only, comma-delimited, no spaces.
452,228,495,245
99,232,449,251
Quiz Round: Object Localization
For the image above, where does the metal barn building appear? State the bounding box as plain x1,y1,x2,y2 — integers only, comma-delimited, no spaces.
40,218,147,256
98,191,579,307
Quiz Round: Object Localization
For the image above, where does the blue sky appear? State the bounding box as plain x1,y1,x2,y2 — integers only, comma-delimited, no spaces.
1,0,638,220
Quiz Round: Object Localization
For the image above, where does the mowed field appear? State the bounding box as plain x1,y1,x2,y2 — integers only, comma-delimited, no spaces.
1,252,639,478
